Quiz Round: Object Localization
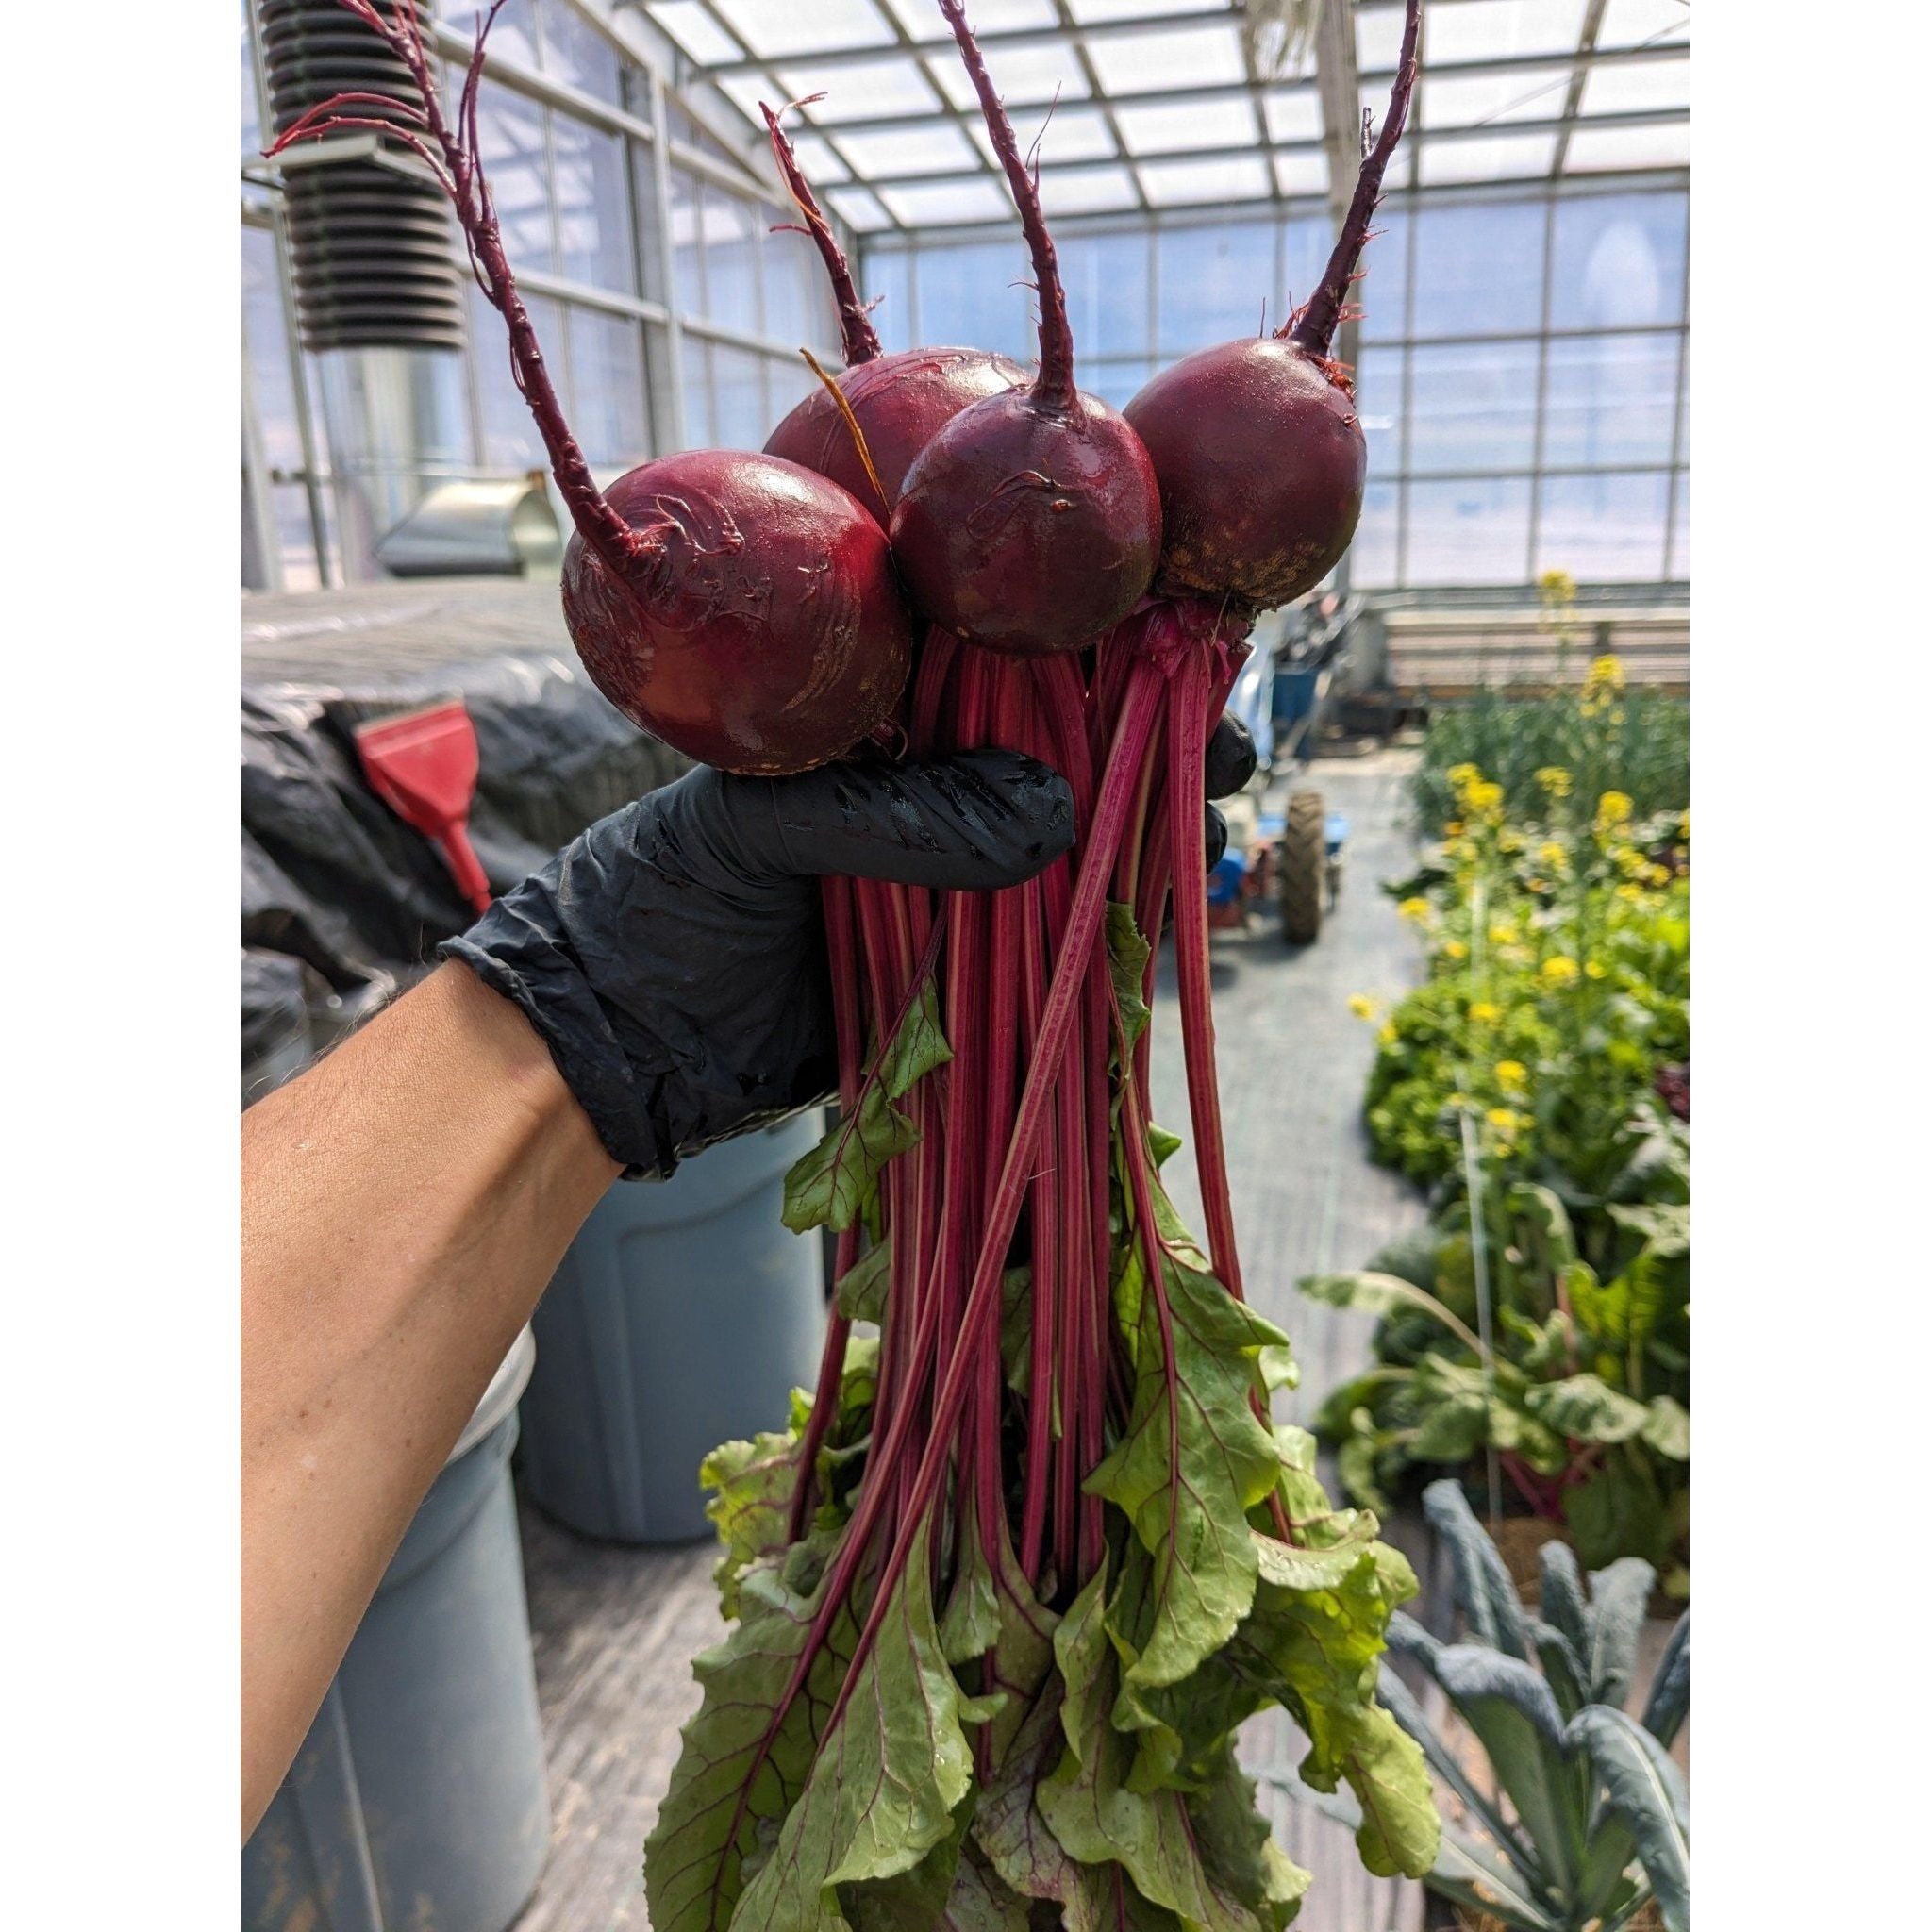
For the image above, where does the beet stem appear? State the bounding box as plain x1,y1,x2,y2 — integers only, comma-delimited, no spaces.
1289,0,1422,359
937,0,1076,411
762,100,881,367
268,1,639,584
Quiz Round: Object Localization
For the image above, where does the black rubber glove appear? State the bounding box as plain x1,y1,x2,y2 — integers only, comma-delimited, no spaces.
441,751,1074,1179
1203,712,1258,871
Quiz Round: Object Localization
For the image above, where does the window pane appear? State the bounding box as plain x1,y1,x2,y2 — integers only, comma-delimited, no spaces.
1549,192,1686,331
911,241,1035,359
567,307,649,465
710,343,771,450
1536,472,1670,581
1406,476,1531,585
1354,207,1409,342
1083,359,1155,411
1407,340,1539,475
475,285,561,466
542,2,624,101
1541,333,1678,470
680,337,713,449
1156,221,1275,355
1666,471,1689,580
273,483,325,591
240,0,259,157
763,222,834,357
1410,199,1544,338
552,117,635,291
1349,480,1399,589
701,187,763,337
866,249,914,354
242,225,304,475
1353,345,1405,475
1059,230,1152,359
475,83,555,274
667,166,703,315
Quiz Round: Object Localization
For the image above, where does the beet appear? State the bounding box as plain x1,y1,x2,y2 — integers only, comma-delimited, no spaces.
886,0,1160,658
561,452,913,775
1125,0,1420,611
268,6,913,777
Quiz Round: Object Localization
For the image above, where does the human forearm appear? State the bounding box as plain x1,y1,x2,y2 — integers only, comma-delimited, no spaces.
240,962,617,1835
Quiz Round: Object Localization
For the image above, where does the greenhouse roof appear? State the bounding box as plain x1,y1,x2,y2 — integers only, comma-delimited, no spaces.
640,0,1690,234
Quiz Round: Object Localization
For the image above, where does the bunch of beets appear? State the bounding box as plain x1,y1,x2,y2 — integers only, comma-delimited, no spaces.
275,3,1441,1925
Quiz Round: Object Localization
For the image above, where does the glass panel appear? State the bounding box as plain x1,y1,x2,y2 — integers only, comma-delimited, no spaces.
542,3,625,101
680,336,713,448
1349,480,1399,589
1262,88,1322,143
273,484,325,591
452,0,538,69
912,241,1036,357
1534,472,1670,582
768,352,823,425
764,224,834,355
972,105,1116,168
239,0,259,157
1070,0,1224,18
1353,345,1405,475
881,0,1056,30
475,83,555,274
1354,207,1409,341
865,248,914,352
1156,221,1276,353
1541,333,1678,469
1423,64,1574,128
475,286,562,466
710,343,771,449
552,117,635,291
1083,360,1156,411
1598,0,1690,49
653,0,742,64
1116,95,1258,157
1059,230,1153,358
1665,470,1688,580
1406,476,1532,585
1087,25,1248,95
787,131,850,184
1139,155,1272,208
826,185,894,233
1040,164,1141,218
713,0,893,58
566,307,650,464
242,224,304,475
1563,121,1690,173
1549,192,1686,329
1579,57,1690,116
1410,198,1545,337
1272,152,1328,200
1424,0,1586,65
782,58,940,121
667,165,703,314
701,185,763,336
1407,340,1539,475
880,180,1015,227
1420,132,1559,188
929,42,1091,109
833,125,982,179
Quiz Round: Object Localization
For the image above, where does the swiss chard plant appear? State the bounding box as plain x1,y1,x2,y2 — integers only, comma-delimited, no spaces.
1278,1482,1689,1932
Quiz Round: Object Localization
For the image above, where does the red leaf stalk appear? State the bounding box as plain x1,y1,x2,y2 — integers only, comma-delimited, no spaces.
761,99,882,368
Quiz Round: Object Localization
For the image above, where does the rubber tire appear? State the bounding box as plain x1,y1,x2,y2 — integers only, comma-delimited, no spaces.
1280,790,1325,944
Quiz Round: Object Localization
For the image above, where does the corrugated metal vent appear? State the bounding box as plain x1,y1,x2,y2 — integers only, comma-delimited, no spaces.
261,0,468,352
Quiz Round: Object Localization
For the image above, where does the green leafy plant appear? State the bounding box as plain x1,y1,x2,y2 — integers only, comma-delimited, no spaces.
1307,1185,1689,1585
1277,1482,1689,1932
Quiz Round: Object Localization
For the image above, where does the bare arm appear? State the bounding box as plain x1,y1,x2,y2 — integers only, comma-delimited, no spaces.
240,963,618,1836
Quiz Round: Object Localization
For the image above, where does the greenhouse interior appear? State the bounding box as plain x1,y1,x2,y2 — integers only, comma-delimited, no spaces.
240,4,1691,1931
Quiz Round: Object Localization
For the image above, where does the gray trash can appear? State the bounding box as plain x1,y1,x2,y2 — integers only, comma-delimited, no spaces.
242,1330,548,1932
518,1112,826,1543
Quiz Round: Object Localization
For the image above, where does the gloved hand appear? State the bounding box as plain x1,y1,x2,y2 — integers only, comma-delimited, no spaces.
441,751,1074,1178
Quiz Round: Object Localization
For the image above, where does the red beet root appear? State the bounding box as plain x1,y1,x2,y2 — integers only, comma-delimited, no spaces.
267,5,912,776
561,452,913,775
887,0,1160,658
1124,0,1420,610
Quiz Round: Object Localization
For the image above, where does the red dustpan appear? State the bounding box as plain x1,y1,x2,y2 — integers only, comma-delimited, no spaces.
346,699,493,916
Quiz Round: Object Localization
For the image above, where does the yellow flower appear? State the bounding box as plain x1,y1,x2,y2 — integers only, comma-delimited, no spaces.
1486,1107,1524,1134
1584,959,1607,980
1645,863,1673,886
1466,779,1506,819
1396,896,1432,924
1489,921,1519,946
1497,829,1524,855
1541,955,1580,987
1347,993,1379,1021
1614,881,1644,904
1535,766,1573,799
1444,819,1466,838
1585,654,1626,693
1446,762,1481,793
1495,1059,1528,1092
1526,877,1551,895
1596,791,1634,828
1378,1021,1398,1048
1469,1000,1502,1024
1443,939,1469,961
1538,568,1577,608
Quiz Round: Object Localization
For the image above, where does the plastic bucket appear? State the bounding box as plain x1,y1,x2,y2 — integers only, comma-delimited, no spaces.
517,1111,826,1543
242,1331,548,1932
